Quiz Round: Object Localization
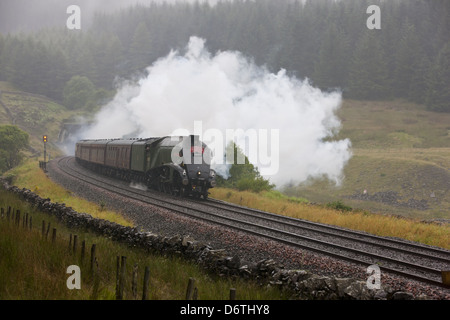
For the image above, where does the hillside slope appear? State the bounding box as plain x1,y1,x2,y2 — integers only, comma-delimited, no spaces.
0,81,78,159
286,100,450,220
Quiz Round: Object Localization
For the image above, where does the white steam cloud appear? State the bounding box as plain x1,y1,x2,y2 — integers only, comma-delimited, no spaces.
79,36,352,187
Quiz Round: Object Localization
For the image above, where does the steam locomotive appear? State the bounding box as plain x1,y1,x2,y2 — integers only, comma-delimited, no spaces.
75,135,216,199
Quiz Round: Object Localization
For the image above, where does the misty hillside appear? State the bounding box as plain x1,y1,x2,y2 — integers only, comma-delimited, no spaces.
0,81,79,158
0,0,449,112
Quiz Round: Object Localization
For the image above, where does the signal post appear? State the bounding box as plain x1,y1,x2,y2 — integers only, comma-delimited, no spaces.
40,135,48,172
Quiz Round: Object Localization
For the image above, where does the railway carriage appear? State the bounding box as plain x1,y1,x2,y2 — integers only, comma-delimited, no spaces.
75,135,216,199
75,140,107,165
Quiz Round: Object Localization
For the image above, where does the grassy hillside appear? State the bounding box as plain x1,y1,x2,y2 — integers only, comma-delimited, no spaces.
285,99,450,220
336,99,450,149
0,81,81,160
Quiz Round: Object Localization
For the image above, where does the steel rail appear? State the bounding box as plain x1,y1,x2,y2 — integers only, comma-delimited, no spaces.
203,198,450,263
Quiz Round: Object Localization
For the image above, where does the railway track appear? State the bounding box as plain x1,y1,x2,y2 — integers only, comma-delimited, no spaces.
56,156,450,289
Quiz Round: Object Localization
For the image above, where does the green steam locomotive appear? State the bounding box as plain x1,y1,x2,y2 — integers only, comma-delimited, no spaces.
75,135,216,199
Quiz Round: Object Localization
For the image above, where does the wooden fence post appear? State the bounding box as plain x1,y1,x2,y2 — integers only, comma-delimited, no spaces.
116,256,126,300
46,222,50,239
52,228,57,243
120,256,127,300
91,257,99,300
90,244,96,277
132,264,138,299
115,256,120,298
185,278,196,300
81,240,86,264
230,288,236,300
142,266,150,300
73,235,78,254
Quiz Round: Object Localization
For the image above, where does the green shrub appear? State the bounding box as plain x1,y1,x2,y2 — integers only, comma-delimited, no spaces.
236,177,274,193
326,200,352,212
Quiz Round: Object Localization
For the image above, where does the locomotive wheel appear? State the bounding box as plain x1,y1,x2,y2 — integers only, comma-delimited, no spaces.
178,186,186,197
172,173,186,197
167,184,174,195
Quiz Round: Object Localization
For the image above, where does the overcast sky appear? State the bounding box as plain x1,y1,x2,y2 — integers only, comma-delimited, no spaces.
0,0,229,33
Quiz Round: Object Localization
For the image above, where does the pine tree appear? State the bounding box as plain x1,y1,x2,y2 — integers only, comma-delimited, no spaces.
91,34,124,89
347,31,390,100
312,23,350,90
426,42,450,112
46,48,70,101
393,22,422,99
68,44,98,87
408,55,430,104
129,22,154,74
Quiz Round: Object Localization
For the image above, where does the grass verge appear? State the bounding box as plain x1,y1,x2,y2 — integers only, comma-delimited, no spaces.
4,158,133,227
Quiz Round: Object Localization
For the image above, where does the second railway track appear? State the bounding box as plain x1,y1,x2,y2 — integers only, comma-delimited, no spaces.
55,156,450,289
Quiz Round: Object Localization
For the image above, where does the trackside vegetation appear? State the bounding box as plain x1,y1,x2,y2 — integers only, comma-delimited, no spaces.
0,125,29,173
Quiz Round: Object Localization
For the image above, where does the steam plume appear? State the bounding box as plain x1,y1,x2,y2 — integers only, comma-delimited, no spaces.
78,36,352,187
